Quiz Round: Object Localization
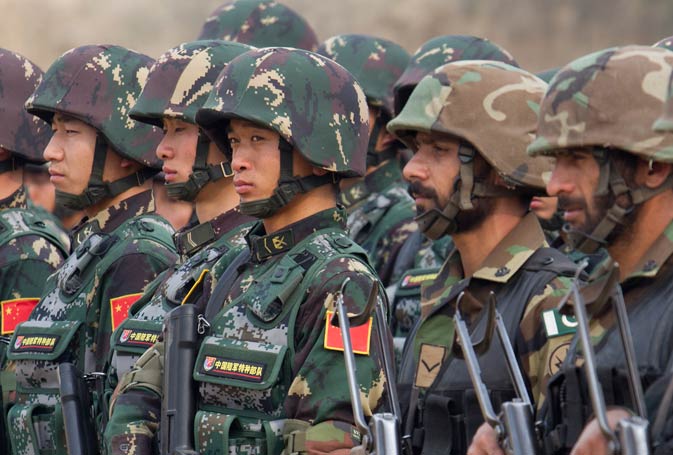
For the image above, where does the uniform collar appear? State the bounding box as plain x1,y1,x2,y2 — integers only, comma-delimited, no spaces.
72,190,154,247
623,218,673,280
462,212,547,284
0,185,28,210
174,207,254,256
339,160,404,208
247,207,347,262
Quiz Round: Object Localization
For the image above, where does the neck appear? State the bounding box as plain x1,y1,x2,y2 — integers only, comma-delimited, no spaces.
452,200,526,277
195,179,239,223
262,185,335,234
0,168,23,200
84,182,149,218
608,193,673,281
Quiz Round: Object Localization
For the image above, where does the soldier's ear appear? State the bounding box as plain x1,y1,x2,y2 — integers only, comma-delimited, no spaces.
312,167,328,176
639,159,672,189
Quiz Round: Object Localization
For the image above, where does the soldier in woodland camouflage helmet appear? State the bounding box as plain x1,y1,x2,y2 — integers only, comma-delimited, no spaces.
317,34,417,286
0,49,70,454
6,45,178,455
178,47,389,454
393,35,518,115
197,0,318,51
471,46,673,455
388,61,578,455
103,40,257,455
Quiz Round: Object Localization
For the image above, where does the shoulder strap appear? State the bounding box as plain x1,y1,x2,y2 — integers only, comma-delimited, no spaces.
522,246,579,277
203,249,251,320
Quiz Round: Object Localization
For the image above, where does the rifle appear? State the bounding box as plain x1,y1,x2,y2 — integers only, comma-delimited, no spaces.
558,261,650,455
452,291,539,455
58,362,98,455
332,277,403,455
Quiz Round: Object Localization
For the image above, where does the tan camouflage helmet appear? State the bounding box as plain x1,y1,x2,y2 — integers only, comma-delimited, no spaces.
388,60,551,238
530,46,673,253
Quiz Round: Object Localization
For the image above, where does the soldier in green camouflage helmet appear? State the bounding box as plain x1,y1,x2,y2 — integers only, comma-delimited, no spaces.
472,45,673,455
5,45,178,455
197,0,319,51
317,34,417,287
387,60,577,455
0,48,71,455
102,40,257,455
150,46,387,454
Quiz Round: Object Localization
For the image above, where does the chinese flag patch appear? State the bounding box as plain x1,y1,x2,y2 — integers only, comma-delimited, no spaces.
324,310,373,355
110,293,143,331
1,298,40,335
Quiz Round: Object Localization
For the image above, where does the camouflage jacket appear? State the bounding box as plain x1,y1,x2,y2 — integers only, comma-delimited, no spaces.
5,190,177,455
340,159,416,286
541,220,673,452
397,213,576,453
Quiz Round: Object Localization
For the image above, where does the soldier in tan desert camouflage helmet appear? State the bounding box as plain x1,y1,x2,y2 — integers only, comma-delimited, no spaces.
388,60,577,455
197,0,319,51
0,48,71,455
470,45,673,455
4,45,178,455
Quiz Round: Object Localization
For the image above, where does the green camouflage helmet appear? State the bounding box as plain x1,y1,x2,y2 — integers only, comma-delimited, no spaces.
197,47,369,217
529,46,673,163
26,44,162,168
130,40,252,201
654,36,673,52
388,60,551,239
0,49,50,165
317,34,410,117
197,0,318,51
530,46,673,253
393,35,518,114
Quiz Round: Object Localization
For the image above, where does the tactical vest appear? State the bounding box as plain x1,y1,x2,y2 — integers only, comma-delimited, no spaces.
5,214,175,455
109,223,250,388
192,230,373,455
543,269,673,454
398,248,577,455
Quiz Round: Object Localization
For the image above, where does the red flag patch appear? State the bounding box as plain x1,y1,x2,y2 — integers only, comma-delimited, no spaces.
324,310,372,355
110,293,143,331
1,298,40,335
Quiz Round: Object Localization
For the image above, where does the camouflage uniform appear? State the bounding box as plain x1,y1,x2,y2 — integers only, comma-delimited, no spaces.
0,49,71,454
5,45,178,455
316,35,415,288
102,40,256,452
527,46,673,454
197,0,318,51
387,61,577,454
158,47,386,455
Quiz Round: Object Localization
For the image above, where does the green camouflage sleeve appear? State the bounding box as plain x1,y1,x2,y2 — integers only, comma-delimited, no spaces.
283,262,388,453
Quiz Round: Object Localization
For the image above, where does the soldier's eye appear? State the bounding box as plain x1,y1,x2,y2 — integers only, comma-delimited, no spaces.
228,137,239,145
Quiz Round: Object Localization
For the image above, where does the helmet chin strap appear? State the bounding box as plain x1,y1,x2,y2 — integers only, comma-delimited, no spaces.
55,133,157,210
238,137,337,219
0,157,17,174
566,150,673,254
165,134,234,202
415,142,517,240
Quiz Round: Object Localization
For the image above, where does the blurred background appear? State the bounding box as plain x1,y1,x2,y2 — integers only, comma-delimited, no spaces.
2,0,673,73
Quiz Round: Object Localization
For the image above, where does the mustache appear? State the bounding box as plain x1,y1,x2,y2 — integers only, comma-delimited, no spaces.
557,195,586,212
408,181,438,200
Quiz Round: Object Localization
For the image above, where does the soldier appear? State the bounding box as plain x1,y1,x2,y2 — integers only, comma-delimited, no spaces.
387,35,521,359
469,45,673,455
197,0,318,51
0,48,71,454
165,46,387,455
4,45,178,454
316,34,415,287
103,39,256,453
387,60,577,455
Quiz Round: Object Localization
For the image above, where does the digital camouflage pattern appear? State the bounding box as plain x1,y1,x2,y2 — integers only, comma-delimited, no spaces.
25,44,163,168
197,0,319,51
6,191,177,455
197,47,370,178
0,49,50,163
389,60,553,190
317,34,410,117
129,40,253,127
529,45,673,162
393,35,518,114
